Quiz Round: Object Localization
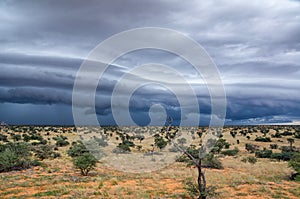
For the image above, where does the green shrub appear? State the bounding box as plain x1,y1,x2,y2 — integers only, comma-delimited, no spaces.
31,144,60,160
0,134,9,142
183,178,219,198
93,136,108,147
241,156,257,164
271,152,295,161
0,142,32,172
53,136,69,147
221,147,239,156
22,134,31,142
29,134,44,141
289,152,300,181
154,136,167,150
245,143,259,153
255,136,271,142
281,131,293,136
255,148,272,158
11,134,22,142
202,153,223,169
247,156,257,164
270,144,278,149
213,138,230,153
272,132,282,138
73,153,97,176
281,146,295,153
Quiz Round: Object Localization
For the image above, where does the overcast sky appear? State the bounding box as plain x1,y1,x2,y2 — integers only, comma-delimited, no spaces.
0,0,300,126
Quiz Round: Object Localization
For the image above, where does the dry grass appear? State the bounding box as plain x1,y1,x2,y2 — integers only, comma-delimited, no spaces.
0,126,299,198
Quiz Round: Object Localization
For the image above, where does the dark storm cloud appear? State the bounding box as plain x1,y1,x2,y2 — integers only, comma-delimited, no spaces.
0,0,300,125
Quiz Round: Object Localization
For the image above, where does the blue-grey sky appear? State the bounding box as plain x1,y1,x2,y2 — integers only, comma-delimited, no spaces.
0,0,300,126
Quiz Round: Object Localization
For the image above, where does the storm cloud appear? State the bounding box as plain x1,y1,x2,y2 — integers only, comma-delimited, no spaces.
0,0,300,125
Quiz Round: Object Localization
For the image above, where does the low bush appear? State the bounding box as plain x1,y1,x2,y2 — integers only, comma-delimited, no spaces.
271,152,295,161
242,156,257,164
0,134,9,142
183,178,219,198
270,144,278,149
289,152,300,181
255,136,271,142
245,143,259,153
202,153,223,169
31,144,61,160
221,147,239,156
281,131,293,136
0,142,36,172
53,135,69,147
255,148,272,158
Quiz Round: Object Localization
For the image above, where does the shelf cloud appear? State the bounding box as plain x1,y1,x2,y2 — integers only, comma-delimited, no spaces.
0,0,299,125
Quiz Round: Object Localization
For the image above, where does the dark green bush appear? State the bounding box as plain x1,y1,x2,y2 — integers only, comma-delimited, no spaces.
183,178,220,198
0,142,33,172
0,134,9,142
11,134,22,142
202,153,223,169
255,136,271,142
272,132,282,138
31,144,60,160
271,152,295,161
289,152,300,181
281,131,293,136
245,143,259,153
281,146,296,153
241,156,257,164
270,144,278,149
221,147,239,156
154,136,167,150
67,141,89,158
53,136,69,147
255,148,272,158
247,156,257,164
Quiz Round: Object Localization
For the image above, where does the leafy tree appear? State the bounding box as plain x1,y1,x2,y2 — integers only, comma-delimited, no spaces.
73,153,97,176
67,141,89,158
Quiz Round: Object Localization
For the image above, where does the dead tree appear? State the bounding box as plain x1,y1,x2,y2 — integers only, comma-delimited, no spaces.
164,117,207,199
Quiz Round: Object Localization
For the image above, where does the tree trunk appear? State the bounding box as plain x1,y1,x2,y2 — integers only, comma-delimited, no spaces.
197,159,206,199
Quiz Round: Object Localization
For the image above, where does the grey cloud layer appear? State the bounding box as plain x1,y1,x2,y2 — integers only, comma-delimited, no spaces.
0,0,300,124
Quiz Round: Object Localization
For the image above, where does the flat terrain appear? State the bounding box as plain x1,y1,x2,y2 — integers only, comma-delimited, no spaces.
0,125,299,198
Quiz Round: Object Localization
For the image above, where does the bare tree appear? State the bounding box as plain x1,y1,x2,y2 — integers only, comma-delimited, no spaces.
164,117,207,199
